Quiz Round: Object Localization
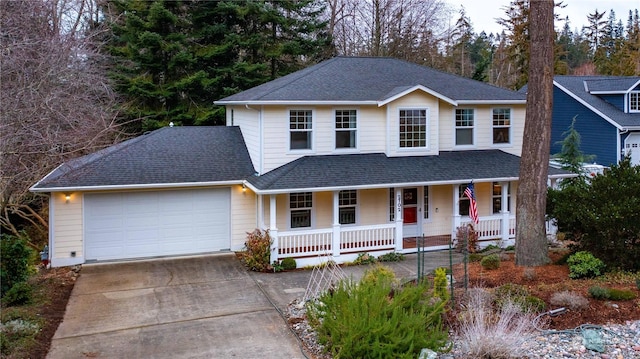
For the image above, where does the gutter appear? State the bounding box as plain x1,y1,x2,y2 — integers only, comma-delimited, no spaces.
30,180,245,193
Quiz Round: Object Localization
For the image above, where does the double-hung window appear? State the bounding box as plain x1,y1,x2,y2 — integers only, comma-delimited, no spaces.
492,182,511,214
335,110,357,149
492,108,511,144
455,109,474,146
338,190,357,224
290,110,312,150
630,92,640,112
399,109,427,148
290,192,312,228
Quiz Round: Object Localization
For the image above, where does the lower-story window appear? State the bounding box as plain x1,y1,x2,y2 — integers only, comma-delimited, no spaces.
290,192,312,228
339,190,357,224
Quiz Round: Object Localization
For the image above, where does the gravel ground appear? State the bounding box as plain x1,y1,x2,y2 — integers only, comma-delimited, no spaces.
286,299,640,359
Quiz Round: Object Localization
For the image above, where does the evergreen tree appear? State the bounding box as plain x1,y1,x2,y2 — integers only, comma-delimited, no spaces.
553,116,595,185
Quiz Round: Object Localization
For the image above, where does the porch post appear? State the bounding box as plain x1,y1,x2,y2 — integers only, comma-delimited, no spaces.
269,195,279,264
332,191,341,257
453,184,461,237
501,181,510,244
394,188,403,252
257,194,265,229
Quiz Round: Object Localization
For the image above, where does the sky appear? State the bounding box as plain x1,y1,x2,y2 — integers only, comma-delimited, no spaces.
445,0,640,35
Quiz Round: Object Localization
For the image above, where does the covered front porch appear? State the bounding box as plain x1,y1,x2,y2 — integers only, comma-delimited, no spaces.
257,183,520,268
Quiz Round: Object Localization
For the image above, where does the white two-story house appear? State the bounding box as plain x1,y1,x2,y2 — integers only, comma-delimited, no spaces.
31,57,571,268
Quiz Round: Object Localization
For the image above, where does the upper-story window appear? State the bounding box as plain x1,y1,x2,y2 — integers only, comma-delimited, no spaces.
290,192,312,228
492,182,511,214
399,109,427,148
630,92,640,112
455,109,474,146
335,109,357,149
492,108,511,144
339,190,357,224
290,110,312,150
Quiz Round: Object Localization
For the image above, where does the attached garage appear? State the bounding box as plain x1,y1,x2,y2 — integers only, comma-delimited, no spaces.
84,188,231,261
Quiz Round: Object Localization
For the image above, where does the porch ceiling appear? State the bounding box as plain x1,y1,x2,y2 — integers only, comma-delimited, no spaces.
247,150,571,193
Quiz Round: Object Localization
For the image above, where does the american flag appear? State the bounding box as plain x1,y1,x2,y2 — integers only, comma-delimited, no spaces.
464,183,479,224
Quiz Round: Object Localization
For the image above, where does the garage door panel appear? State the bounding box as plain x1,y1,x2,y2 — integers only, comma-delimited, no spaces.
84,189,230,261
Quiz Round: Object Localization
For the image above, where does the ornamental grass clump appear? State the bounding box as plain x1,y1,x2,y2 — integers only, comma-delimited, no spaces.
456,288,539,359
307,266,449,359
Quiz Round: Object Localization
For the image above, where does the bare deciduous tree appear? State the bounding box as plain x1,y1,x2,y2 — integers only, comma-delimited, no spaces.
0,0,125,244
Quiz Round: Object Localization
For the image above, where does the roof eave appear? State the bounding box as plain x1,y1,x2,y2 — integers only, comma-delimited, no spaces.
215,100,379,106
377,85,457,107
456,100,527,105
30,180,245,193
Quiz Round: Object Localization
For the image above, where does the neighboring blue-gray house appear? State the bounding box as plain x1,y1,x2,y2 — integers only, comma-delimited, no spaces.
550,76,640,166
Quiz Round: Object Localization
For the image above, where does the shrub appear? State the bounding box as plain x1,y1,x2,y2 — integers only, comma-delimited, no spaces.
607,288,637,301
353,252,376,265
468,253,483,262
1,282,33,306
588,286,610,300
377,252,404,262
433,267,449,301
547,157,640,271
480,244,501,253
480,254,500,270
494,283,529,299
280,257,297,270
455,224,479,253
307,266,448,358
239,229,272,272
0,234,36,298
457,288,538,358
550,291,589,310
522,295,547,313
636,278,640,290
567,251,606,279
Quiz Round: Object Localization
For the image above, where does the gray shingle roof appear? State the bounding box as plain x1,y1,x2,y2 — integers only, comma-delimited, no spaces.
248,150,570,192
216,57,526,104
31,126,256,190
553,76,640,128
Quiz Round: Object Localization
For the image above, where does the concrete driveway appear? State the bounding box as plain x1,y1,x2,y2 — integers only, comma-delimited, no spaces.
47,253,305,359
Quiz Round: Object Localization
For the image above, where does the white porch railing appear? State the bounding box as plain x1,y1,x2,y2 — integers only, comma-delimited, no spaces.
460,215,515,240
278,228,333,257
340,224,396,252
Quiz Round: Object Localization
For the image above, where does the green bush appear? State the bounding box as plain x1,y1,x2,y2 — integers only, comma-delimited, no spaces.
280,257,297,270
433,267,449,301
607,288,637,301
588,286,610,300
480,254,500,270
567,251,605,279
1,234,36,298
1,282,33,306
239,229,272,272
307,266,448,358
547,157,640,271
468,253,483,262
493,283,529,298
353,252,376,265
521,295,546,313
377,252,404,262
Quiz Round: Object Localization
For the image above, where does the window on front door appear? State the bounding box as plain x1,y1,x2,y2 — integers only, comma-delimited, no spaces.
399,109,427,148
335,110,357,149
492,182,511,214
492,108,511,144
455,109,474,146
389,188,395,221
423,186,430,219
290,192,312,228
290,110,312,150
339,190,357,224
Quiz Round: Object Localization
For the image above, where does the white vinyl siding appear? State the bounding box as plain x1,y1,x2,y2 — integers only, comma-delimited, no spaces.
51,193,83,263
228,105,260,172
231,185,257,251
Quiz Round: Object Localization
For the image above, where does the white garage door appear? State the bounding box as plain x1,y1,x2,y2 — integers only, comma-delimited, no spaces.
84,188,230,261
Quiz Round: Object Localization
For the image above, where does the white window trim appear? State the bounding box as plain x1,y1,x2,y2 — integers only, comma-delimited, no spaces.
333,107,360,152
288,108,315,153
491,107,512,147
629,92,640,113
287,192,315,229
423,186,432,222
338,190,358,226
398,107,430,151
454,108,475,148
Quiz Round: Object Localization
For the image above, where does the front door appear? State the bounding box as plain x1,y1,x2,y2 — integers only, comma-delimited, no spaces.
402,188,420,237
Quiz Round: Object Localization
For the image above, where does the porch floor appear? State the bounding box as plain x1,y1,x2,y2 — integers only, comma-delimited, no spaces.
403,235,452,249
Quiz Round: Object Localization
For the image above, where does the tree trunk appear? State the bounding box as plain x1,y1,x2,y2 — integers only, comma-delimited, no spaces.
515,0,554,266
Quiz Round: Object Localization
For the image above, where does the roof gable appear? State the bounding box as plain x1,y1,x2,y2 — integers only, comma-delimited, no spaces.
31,126,256,191
216,57,526,105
